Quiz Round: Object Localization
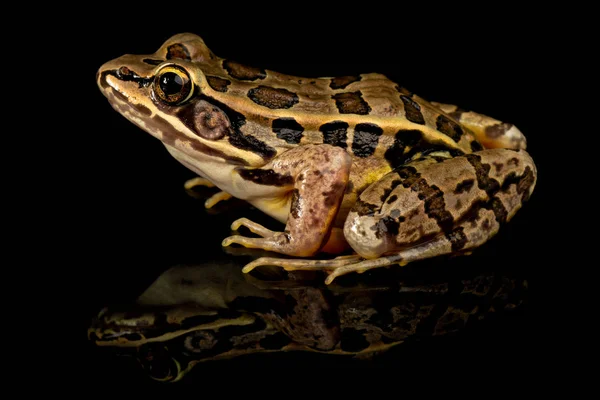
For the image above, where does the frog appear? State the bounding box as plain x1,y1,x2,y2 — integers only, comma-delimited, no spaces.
97,33,537,285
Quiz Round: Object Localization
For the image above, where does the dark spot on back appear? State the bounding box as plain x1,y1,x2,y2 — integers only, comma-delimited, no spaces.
238,168,294,186
454,179,475,194
223,60,266,81
446,227,467,251
272,118,304,144
386,194,398,204
384,129,423,169
436,115,463,142
400,95,425,124
332,91,371,115
486,122,513,138
206,76,231,93
352,123,384,158
470,140,484,151
508,157,519,167
248,86,299,109
167,43,191,60
142,58,163,65
319,121,348,149
493,162,504,173
330,75,361,90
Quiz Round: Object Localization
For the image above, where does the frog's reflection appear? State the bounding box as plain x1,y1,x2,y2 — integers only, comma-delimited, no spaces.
88,261,527,382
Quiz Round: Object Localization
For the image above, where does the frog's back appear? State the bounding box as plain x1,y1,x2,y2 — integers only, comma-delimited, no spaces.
196,55,479,161
137,33,480,165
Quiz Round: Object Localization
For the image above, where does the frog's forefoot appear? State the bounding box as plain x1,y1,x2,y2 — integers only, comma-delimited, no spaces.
184,177,233,209
204,191,232,209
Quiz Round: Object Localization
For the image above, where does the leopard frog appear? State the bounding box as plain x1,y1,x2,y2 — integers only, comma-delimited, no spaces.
97,33,537,284
88,262,528,382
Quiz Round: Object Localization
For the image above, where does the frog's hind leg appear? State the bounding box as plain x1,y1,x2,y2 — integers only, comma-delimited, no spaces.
243,148,536,284
431,102,527,150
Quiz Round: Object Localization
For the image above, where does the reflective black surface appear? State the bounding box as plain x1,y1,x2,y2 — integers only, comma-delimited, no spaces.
88,259,528,382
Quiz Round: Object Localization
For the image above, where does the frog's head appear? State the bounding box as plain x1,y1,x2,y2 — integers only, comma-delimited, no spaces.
97,33,257,173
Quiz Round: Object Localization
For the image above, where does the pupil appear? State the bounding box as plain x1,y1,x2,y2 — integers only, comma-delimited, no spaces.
159,72,184,95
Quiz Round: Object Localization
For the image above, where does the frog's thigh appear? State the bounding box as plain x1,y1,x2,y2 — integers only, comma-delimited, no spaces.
341,148,537,273
431,102,527,150
223,144,351,257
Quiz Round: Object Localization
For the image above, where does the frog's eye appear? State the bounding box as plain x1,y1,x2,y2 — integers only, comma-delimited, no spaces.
153,65,194,105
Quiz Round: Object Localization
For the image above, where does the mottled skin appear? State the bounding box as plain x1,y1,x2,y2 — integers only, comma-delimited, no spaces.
97,33,537,284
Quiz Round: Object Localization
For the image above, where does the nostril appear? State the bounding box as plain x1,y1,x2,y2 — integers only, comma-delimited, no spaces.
117,66,131,79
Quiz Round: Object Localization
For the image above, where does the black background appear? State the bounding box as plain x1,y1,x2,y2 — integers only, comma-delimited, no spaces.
46,9,571,392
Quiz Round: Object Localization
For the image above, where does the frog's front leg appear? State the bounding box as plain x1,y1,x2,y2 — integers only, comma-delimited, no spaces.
222,144,351,257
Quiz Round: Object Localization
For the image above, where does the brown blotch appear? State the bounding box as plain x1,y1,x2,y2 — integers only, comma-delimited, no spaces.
167,43,191,60
206,76,231,93
464,154,500,196
471,140,484,151
486,122,513,138
352,200,379,216
454,179,475,194
223,60,266,81
330,75,361,90
322,182,347,207
508,157,520,167
489,197,508,224
135,104,153,117
386,194,398,204
332,91,371,115
290,189,301,219
493,162,504,173
373,216,400,238
512,166,536,202
237,169,294,186
248,86,299,109
401,166,454,233
436,115,464,142
400,95,425,124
